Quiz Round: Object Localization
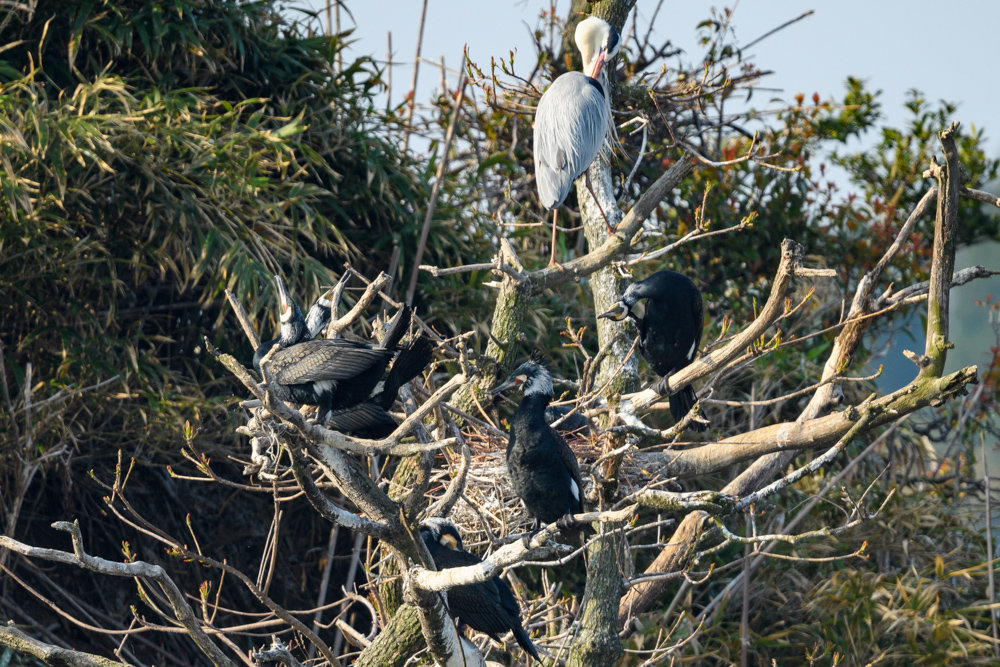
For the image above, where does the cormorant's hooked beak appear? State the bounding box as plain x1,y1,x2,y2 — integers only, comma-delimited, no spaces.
490,377,520,396
275,276,294,323
598,301,630,322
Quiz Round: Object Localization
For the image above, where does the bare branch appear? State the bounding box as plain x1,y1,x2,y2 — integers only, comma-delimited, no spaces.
961,186,1000,208
426,440,472,519
525,154,697,295
328,272,391,339
0,522,236,667
0,623,129,667
409,506,636,592
225,290,260,349
253,637,305,667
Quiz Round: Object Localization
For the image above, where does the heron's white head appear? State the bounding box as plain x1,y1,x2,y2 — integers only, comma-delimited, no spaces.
575,16,621,80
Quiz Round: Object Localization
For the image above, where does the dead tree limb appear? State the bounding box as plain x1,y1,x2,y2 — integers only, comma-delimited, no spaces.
0,623,129,667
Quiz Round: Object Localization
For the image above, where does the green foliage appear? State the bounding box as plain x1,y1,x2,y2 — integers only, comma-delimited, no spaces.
0,1,434,658
0,0,426,437
640,493,998,666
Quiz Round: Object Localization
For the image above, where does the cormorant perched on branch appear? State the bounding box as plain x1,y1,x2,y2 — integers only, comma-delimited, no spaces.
252,282,334,366
252,276,432,435
599,270,708,431
492,360,585,533
419,518,539,660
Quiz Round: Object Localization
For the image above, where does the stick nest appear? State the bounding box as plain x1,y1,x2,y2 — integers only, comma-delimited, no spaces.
430,425,649,549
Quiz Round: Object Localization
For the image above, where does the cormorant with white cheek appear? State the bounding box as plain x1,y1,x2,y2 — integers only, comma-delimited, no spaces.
491,360,586,534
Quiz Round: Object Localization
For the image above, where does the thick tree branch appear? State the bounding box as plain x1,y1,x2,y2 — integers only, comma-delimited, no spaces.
354,604,425,667
0,623,129,667
633,365,976,480
288,447,392,538
923,122,961,377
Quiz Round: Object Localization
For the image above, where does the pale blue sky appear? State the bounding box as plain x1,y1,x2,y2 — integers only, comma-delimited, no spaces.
301,0,1000,163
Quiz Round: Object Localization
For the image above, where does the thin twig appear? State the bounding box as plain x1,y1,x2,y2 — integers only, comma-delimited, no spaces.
406,50,469,306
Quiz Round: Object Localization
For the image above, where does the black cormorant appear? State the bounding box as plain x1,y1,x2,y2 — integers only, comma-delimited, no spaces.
491,361,585,533
598,270,707,431
252,277,432,434
252,278,333,370
419,518,539,660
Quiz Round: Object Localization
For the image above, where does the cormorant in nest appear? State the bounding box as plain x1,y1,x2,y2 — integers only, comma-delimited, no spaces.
492,360,586,534
253,276,432,436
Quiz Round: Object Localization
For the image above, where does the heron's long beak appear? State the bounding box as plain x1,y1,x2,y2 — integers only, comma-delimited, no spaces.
589,47,607,79
275,276,294,323
598,301,630,322
490,378,519,396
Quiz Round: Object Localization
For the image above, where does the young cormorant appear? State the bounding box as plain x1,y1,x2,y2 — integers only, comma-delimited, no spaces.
491,361,585,533
252,278,333,370
252,277,432,433
598,270,708,431
304,290,334,339
419,518,539,660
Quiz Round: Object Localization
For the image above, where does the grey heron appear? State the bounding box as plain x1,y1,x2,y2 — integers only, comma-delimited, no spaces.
534,16,621,266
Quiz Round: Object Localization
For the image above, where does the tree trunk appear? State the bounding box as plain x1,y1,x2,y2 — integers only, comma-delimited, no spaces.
451,240,528,415
567,522,630,667
355,604,425,667
566,3,639,664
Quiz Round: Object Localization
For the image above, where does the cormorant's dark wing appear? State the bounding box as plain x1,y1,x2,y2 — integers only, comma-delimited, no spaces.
495,577,539,659
269,340,392,384
326,403,398,438
373,336,434,410
432,548,515,641
693,287,705,351
551,427,585,514
377,305,412,351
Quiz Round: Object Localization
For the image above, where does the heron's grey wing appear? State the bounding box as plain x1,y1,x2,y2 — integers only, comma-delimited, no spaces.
534,72,610,210
270,340,391,384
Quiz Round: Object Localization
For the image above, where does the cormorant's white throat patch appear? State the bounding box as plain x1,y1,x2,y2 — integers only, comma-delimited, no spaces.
522,371,553,397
